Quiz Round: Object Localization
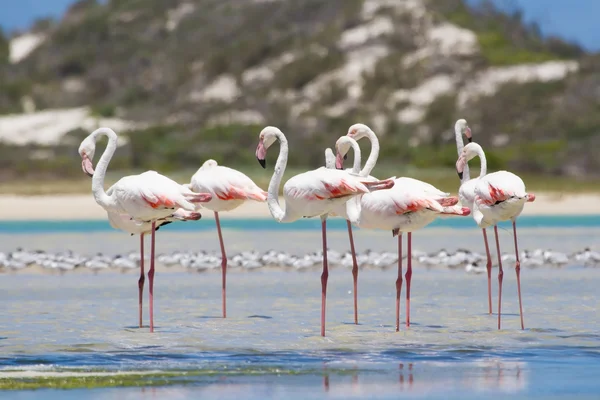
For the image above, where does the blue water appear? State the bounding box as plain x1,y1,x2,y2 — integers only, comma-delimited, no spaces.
1,267,599,398
1,219,599,398
1,215,600,234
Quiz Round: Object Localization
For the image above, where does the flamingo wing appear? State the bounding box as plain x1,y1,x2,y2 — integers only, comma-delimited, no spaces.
284,168,370,201
475,171,527,206
395,177,449,198
113,172,198,213
191,165,266,202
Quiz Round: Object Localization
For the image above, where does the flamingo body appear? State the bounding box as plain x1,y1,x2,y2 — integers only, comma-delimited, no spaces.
280,167,377,221
106,171,205,222
473,171,529,227
190,159,267,212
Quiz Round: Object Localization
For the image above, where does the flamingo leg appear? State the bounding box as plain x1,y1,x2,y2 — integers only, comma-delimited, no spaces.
148,221,156,333
138,233,145,328
395,233,403,332
482,228,493,314
405,232,412,328
214,211,227,318
320,216,329,337
494,225,503,330
346,220,359,325
513,220,524,330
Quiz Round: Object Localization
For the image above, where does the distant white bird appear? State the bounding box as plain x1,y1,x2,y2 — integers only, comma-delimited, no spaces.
456,142,535,330
465,262,486,274
574,248,600,266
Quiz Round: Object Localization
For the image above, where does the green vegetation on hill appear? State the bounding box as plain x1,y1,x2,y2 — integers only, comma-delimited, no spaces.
0,0,598,187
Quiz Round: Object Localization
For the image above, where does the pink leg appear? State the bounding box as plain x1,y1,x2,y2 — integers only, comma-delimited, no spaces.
395,233,403,332
148,221,156,333
320,217,329,337
482,228,493,314
215,212,227,318
494,225,503,330
138,233,145,328
405,232,412,328
347,220,359,325
513,220,524,330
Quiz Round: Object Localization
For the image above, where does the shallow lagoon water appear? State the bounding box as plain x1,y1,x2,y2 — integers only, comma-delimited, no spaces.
0,219,599,398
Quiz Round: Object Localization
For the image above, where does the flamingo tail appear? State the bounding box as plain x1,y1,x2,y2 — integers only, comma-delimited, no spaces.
363,177,395,192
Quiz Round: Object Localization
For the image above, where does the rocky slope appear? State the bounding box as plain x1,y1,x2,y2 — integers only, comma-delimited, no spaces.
0,0,598,179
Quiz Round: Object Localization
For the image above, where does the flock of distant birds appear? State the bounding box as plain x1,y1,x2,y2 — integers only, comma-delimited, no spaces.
2,246,599,274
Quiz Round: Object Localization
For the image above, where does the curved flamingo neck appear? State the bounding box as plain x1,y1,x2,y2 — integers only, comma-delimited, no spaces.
455,125,470,182
266,130,289,222
470,146,487,178
324,148,335,169
91,128,118,210
361,129,379,177
347,138,362,174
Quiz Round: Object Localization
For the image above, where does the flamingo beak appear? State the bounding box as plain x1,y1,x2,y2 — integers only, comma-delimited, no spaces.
256,139,267,168
81,154,95,177
335,151,345,170
465,127,472,143
456,157,465,180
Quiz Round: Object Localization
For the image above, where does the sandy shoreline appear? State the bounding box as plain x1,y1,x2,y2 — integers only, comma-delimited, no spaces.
0,192,598,220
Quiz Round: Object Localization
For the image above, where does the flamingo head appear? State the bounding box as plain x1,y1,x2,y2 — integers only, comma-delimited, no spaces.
256,126,280,168
335,136,355,170
455,119,472,143
200,159,218,169
346,123,372,141
78,135,96,177
457,142,483,179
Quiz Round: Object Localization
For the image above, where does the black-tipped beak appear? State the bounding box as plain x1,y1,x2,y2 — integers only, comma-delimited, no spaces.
257,158,266,168
343,154,347,161
467,137,472,143
457,170,463,180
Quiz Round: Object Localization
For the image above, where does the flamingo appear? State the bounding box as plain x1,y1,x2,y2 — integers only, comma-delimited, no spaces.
78,127,212,332
456,142,535,330
188,159,267,318
338,127,470,331
83,163,203,328
254,126,395,336
454,119,495,315
327,136,377,325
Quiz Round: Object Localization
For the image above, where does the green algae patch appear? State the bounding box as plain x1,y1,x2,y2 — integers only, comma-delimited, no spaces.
0,371,200,390
0,367,364,390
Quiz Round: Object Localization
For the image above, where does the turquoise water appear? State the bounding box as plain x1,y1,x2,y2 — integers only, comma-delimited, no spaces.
1,215,600,234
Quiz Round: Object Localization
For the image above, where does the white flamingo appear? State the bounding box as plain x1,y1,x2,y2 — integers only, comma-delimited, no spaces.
454,119,495,315
78,127,212,332
456,142,536,330
83,163,203,328
255,126,395,336
339,127,470,331
188,159,267,318
323,138,367,324
330,135,379,325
